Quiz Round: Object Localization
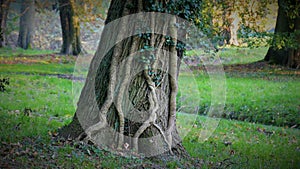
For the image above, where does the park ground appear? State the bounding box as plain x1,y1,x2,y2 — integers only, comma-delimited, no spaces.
0,47,299,168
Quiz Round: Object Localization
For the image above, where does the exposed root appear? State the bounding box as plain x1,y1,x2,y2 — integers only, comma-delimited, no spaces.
132,69,172,154
153,30,167,70
115,37,140,149
167,16,177,134
84,43,121,139
132,70,158,151
131,16,178,154
85,114,107,139
114,0,146,149
153,123,172,155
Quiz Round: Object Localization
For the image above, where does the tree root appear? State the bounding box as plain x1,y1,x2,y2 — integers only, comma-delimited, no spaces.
115,37,140,149
84,42,121,140
167,16,177,134
132,69,173,154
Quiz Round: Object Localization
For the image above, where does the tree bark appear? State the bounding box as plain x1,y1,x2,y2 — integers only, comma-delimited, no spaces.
17,0,35,49
0,0,10,47
59,0,189,159
264,0,300,68
58,0,81,55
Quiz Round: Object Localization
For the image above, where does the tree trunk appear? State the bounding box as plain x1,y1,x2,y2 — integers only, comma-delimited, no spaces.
287,14,300,68
59,0,189,159
58,0,81,56
17,0,35,49
0,0,10,47
229,11,240,46
264,0,300,68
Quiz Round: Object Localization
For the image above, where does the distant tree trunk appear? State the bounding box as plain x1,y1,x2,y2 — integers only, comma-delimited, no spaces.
17,0,35,49
58,0,81,55
229,11,240,46
264,0,300,68
287,15,300,68
0,0,11,47
59,0,189,159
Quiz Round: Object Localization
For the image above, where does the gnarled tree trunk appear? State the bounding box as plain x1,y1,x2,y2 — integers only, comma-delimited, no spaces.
58,0,81,55
18,0,35,49
59,0,189,159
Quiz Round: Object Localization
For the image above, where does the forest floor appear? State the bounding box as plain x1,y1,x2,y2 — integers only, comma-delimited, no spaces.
0,47,299,168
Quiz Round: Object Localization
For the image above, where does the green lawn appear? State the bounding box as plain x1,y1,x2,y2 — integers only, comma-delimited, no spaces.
177,113,300,169
0,47,299,168
0,47,55,57
178,72,300,128
185,47,268,65
0,64,75,75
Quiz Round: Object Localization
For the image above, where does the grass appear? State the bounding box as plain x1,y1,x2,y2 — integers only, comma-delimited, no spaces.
177,72,300,128
218,46,268,65
0,47,55,57
0,64,75,75
0,75,75,133
185,46,268,65
177,113,300,169
0,47,299,168
0,111,145,168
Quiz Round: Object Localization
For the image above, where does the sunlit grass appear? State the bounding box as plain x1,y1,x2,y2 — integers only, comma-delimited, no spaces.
218,46,268,65
185,47,268,65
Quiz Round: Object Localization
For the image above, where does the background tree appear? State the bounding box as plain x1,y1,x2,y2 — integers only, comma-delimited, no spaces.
74,0,109,21
59,0,205,159
0,0,11,47
58,0,81,55
17,0,35,49
201,0,274,47
57,0,110,55
264,0,300,68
